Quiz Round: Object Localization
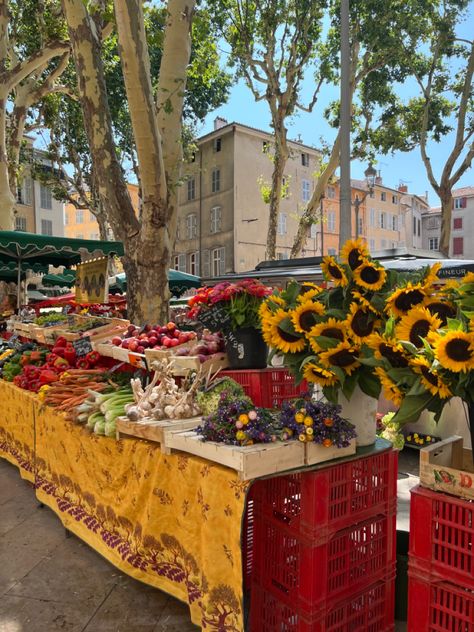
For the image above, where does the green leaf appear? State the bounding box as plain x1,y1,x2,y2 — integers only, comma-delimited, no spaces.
325,309,347,320
392,392,434,425
314,335,340,350
322,385,339,404
342,373,358,400
358,356,383,368
446,318,462,330
406,377,429,397
331,366,346,383
358,368,382,399
387,367,416,384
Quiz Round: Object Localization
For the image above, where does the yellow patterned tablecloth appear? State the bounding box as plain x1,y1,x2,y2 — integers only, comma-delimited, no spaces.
33,404,248,631
0,380,37,482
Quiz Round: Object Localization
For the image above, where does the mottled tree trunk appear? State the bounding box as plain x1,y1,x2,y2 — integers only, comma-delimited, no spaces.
439,192,453,257
266,125,288,260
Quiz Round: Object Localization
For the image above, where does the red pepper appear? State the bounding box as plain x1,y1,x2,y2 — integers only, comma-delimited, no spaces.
75,358,90,370
54,337,67,348
46,353,58,364
63,345,77,365
52,346,65,358
54,357,70,369
85,351,100,366
39,370,58,385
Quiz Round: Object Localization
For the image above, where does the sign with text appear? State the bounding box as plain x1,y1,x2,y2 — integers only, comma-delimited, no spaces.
75,258,109,304
73,336,93,357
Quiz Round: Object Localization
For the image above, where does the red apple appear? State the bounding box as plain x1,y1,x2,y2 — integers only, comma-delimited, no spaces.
136,345,145,354
112,336,122,346
169,338,179,347
128,340,139,352
121,339,130,349
148,336,158,347
162,337,172,347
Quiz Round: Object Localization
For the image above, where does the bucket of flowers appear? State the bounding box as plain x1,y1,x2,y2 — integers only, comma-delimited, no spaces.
259,238,444,446
188,280,272,369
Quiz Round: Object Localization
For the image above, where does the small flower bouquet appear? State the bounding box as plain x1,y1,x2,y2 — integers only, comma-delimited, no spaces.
197,391,281,446
280,396,356,447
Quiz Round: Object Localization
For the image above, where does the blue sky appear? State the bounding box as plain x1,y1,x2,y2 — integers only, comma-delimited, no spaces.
199,7,474,205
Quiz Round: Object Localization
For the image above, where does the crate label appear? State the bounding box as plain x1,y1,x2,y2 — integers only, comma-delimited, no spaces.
128,353,147,370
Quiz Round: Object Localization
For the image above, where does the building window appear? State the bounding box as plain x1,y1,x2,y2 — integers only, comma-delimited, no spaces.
453,217,463,230
327,211,336,232
301,152,309,167
379,211,386,229
15,216,27,231
427,217,439,229
310,223,318,239
381,191,386,202
429,237,439,250
391,215,398,231
278,213,287,235
392,195,398,204
41,219,53,236
210,206,222,234
453,237,464,256
187,178,195,201
369,238,375,251
186,213,198,239
213,137,222,152
454,198,464,209
189,251,199,276
357,216,363,235
369,208,376,228
381,239,387,249
173,253,186,272
276,252,289,260
211,169,220,193
40,184,52,210
413,217,417,235
76,210,84,224
327,185,336,199
302,179,311,202
211,247,225,276
417,219,421,236
369,190,375,198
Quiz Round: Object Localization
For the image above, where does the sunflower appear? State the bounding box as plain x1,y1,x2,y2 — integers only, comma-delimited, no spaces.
367,333,409,368
308,318,347,352
319,341,360,375
374,367,403,406
259,295,287,322
290,301,325,334
440,279,459,293
462,272,474,284
303,363,339,386
385,282,427,317
262,308,306,354
425,299,456,326
297,286,324,303
352,260,387,291
395,307,442,348
351,290,378,313
340,238,370,271
424,262,442,287
321,256,348,287
411,357,452,399
346,302,379,343
432,330,474,373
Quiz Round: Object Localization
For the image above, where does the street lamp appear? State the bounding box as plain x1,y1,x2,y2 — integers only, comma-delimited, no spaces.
354,164,377,239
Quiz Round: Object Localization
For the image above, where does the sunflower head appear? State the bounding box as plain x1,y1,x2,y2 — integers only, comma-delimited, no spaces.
374,367,404,406
385,282,427,317
346,302,379,343
340,238,370,271
353,260,387,291
424,262,442,287
290,300,325,334
321,256,348,287
395,306,442,348
411,357,452,399
262,308,307,354
319,340,360,375
425,299,456,326
308,318,347,352
367,333,409,368
259,295,287,323
432,330,474,373
462,272,474,284
297,287,324,303
303,362,339,386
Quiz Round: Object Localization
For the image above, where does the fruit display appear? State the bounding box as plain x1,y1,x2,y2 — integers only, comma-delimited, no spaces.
34,312,68,327
67,317,106,333
111,322,197,354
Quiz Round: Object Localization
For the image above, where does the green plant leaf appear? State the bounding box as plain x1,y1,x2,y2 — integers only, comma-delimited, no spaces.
314,335,340,350
358,368,381,399
392,392,434,425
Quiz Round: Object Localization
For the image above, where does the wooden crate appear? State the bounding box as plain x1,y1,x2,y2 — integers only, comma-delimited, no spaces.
144,340,197,364
147,352,229,376
419,435,474,500
93,342,117,358
165,430,305,480
305,438,356,465
116,416,201,453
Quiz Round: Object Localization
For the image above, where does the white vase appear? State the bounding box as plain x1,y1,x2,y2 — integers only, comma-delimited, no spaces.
337,385,378,447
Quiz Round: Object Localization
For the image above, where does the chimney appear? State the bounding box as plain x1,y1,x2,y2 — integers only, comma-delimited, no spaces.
398,184,408,193
214,116,228,131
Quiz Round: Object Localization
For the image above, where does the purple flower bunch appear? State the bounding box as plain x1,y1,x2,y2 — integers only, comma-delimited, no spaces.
197,391,280,446
280,396,357,447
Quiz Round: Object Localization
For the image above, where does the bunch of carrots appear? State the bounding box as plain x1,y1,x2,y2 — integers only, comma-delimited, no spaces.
39,369,113,412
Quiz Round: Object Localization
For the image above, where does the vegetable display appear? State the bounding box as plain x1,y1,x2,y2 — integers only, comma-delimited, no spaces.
76,386,135,436
112,322,196,353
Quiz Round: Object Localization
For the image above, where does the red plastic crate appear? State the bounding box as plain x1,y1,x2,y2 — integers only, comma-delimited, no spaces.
409,485,474,589
250,576,395,632
251,448,397,540
242,485,256,592
407,570,474,632
252,510,396,614
220,368,308,408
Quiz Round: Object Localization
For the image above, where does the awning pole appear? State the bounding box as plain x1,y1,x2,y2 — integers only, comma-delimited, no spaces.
17,257,21,310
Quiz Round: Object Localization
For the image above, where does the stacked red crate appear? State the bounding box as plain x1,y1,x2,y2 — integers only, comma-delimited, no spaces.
249,449,398,631
408,485,474,631
220,368,308,408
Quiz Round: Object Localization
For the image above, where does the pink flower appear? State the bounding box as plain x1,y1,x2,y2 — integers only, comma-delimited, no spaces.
248,410,257,420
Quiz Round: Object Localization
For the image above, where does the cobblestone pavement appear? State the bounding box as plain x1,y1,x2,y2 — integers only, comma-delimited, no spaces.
0,459,198,632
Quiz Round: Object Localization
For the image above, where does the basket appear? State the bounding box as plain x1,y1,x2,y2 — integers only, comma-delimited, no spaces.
409,484,474,589
252,511,396,613
251,448,397,541
219,368,308,408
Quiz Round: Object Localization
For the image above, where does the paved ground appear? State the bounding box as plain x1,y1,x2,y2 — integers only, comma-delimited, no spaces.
0,459,198,632
1,450,418,632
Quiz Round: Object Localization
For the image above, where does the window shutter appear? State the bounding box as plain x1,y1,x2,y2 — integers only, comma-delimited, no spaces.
462,197,467,208
202,249,210,277
219,247,226,275
195,251,200,276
